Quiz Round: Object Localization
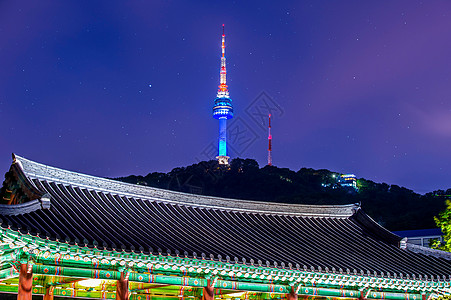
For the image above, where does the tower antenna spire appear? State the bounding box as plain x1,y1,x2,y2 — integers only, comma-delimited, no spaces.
212,25,234,165
220,25,226,85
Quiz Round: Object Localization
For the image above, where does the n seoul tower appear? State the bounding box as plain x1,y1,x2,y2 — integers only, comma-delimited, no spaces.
212,25,234,165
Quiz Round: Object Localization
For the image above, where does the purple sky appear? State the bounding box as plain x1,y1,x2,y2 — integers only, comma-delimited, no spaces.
1,1,450,194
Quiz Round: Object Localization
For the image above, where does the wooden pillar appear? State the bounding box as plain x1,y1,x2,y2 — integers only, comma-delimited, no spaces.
116,272,129,300
287,286,297,300
43,286,54,300
202,279,214,300
18,263,33,300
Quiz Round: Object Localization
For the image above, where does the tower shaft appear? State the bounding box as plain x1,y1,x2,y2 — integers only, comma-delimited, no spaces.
219,118,227,157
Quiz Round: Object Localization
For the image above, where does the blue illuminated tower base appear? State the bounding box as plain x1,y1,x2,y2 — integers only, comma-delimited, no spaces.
213,96,233,164
216,117,229,164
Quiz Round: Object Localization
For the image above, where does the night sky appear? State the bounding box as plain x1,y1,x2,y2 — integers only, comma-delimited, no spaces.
1,1,450,194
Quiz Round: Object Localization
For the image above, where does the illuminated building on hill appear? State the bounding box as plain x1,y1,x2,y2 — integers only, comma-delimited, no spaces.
212,25,234,165
338,174,357,189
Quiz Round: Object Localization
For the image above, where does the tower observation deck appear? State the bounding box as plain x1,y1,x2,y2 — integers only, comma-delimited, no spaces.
212,25,233,165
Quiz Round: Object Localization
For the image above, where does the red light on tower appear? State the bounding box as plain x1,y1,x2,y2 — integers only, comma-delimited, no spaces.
268,114,272,166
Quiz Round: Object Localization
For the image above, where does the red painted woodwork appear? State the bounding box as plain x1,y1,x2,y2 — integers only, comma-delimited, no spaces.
18,263,32,300
360,291,366,300
287,286,297,300
43,287,54,300
203,279,214,300
116,272,129,300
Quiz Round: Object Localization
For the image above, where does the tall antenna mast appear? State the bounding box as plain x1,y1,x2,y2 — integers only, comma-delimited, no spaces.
219,24,227,93
268,114,272,166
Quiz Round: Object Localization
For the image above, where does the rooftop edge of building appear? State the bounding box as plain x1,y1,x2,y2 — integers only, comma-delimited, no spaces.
10,153,359,218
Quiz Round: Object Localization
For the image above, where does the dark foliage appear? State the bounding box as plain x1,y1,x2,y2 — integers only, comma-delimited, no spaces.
115,158,448,231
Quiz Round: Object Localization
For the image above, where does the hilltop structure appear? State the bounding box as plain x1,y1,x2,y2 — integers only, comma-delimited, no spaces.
338,174,358,190
212,25,234,165
0,154,450,300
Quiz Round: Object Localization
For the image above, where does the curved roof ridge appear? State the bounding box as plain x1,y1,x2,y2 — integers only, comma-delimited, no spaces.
12,154,359,217
352,208,401,245
405,242,451,261
0,199,42,215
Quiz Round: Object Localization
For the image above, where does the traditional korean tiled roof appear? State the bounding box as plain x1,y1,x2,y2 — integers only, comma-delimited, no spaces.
1,154,451,281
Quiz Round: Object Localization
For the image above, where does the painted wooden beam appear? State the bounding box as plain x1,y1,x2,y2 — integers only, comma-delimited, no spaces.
367,291,422,300
130,284,171,292
28,264,426,300
47,278,84,286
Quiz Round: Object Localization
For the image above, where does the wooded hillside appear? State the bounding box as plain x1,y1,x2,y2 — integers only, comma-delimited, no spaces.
116,158,448,231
